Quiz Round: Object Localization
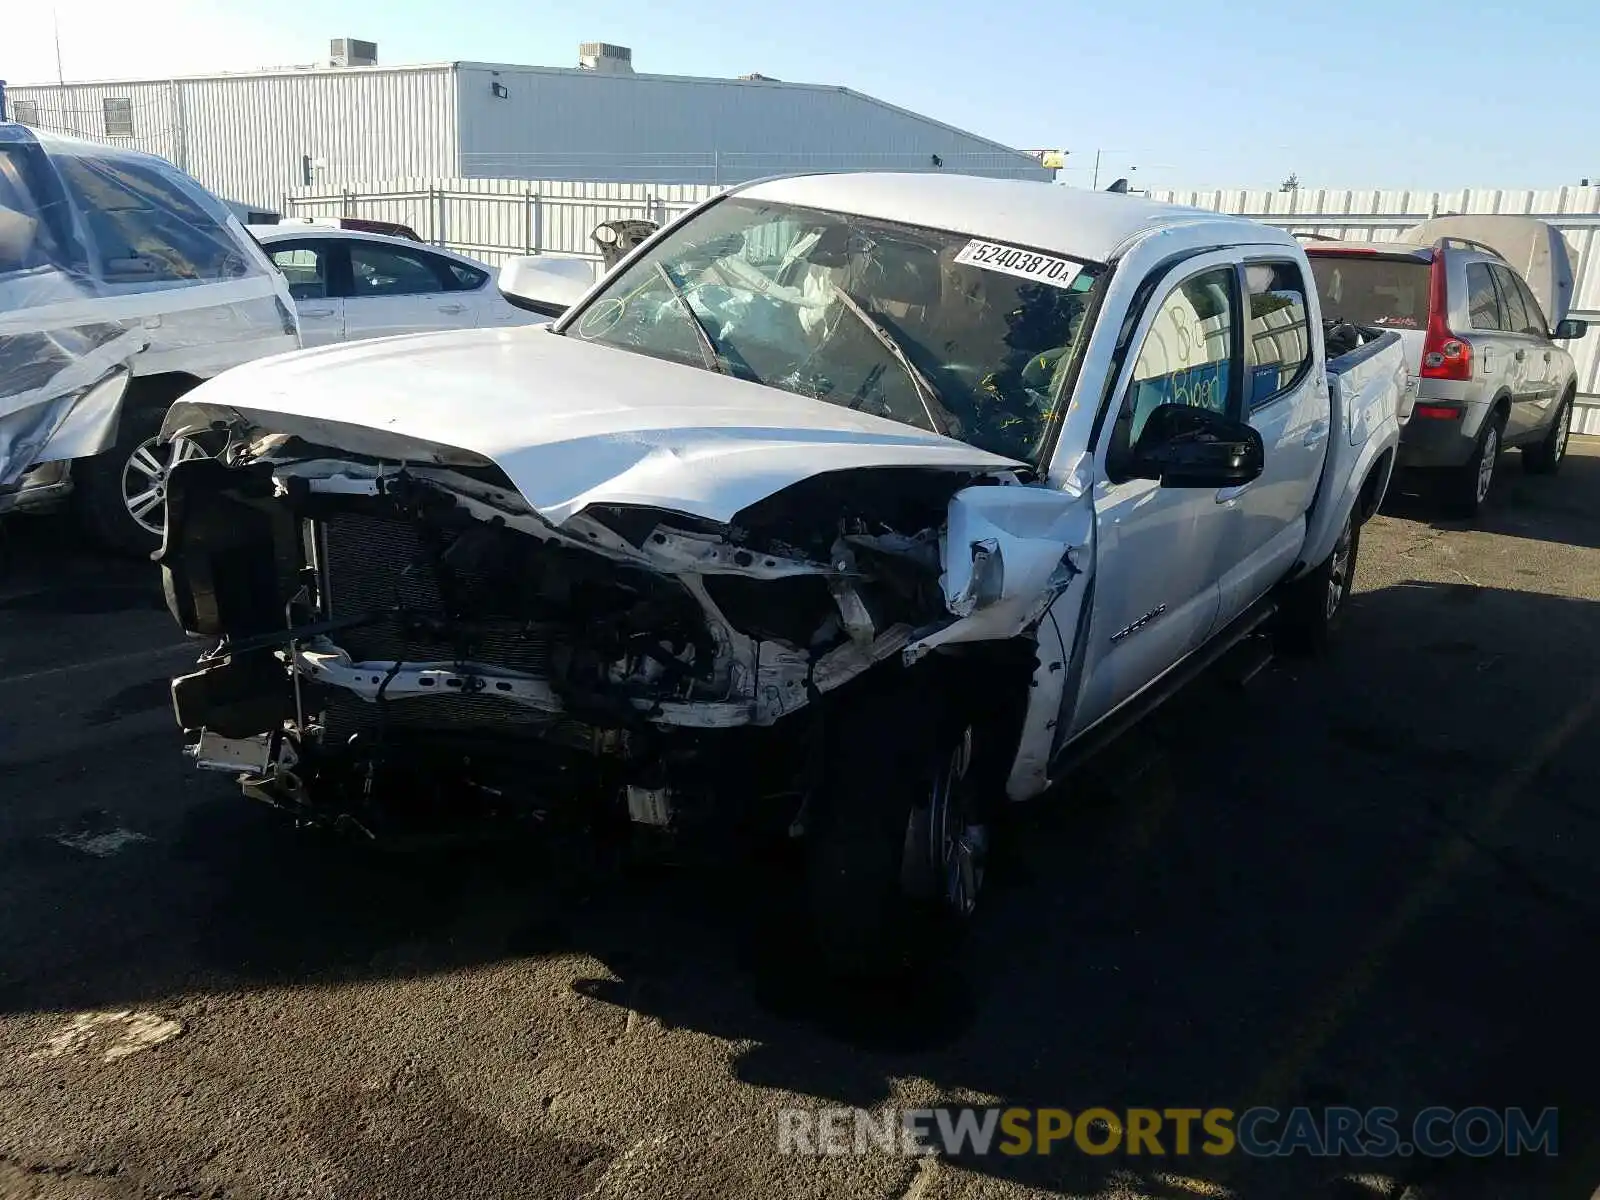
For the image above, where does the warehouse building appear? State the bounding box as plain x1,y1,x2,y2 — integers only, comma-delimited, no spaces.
3,40,1052,212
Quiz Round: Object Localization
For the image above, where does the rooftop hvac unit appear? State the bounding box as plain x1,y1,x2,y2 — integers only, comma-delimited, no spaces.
330,38,378,67
578,43,634,74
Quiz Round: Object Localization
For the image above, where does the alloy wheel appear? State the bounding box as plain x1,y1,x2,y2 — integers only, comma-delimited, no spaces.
912,726,985,917
1555,402,1572,463
122,434,208,535
1325,515,1354,621
1476,426,1499,504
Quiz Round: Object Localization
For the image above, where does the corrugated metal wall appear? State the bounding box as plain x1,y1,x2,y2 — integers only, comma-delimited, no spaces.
284,176,718,269
180,68,457,211
7,79,184,164
12,63,1043,208
9,66,458,212
453,65,1050,185
1150,186,1600,433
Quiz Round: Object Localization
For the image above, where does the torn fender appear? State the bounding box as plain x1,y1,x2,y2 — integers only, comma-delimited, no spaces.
903,480,1093,666
0,326,147,487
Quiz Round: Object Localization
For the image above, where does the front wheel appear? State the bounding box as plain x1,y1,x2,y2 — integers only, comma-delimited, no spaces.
1277,507,1360,656
75,405,209,557
805,673,986,979
1522,392,1574,476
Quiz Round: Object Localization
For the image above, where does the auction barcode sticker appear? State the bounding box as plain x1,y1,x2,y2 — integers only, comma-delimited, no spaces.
953,240,1084,290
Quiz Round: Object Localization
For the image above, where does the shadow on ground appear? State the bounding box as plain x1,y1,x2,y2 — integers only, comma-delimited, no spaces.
1382,438,1600,553
3,574,1598,1198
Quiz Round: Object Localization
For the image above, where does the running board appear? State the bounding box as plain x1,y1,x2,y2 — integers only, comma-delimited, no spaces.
1050,600,1278,779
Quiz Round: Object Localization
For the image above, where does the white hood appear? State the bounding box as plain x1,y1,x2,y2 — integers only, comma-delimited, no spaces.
1399,215,1577,326
163,326,1024,526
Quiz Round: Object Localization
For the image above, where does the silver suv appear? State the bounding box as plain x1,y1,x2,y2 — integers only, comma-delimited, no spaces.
1307,216,1588,515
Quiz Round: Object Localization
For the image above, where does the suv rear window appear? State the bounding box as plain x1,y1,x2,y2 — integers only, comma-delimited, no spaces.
1308,255,1430,330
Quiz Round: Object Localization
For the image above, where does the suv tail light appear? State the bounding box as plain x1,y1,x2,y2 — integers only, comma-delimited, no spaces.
1420,254,1472,381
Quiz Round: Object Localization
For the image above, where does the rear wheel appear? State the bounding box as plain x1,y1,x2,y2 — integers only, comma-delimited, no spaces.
805,671,986,979
1522,391,1574,475
1445,409,1505,519
1277,506,1360,656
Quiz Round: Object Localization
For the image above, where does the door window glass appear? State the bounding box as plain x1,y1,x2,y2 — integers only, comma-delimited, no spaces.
269,242,331,300
1492,265,1533,335
1466,263,1504,330
1119,267,1238,448
1509,272,1548,336
447,261,488,290
350,242,449,296
1244,261,1311,406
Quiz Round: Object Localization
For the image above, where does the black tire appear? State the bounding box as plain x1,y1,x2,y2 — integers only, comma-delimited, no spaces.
804,669,984,980
1444,409,1506,519
1277,506,1360,656
74,396,209,557
1522,390,1574,476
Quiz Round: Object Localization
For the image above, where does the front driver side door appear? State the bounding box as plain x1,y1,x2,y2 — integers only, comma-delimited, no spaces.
1069,253,1245,736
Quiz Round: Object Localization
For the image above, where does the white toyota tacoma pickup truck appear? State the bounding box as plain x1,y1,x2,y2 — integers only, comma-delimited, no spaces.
158,174,1403,975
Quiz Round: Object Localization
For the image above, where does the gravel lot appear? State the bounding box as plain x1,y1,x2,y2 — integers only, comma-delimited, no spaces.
2,443,1598,1200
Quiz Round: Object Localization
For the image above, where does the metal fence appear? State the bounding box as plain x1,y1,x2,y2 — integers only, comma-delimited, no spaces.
282,176,720,274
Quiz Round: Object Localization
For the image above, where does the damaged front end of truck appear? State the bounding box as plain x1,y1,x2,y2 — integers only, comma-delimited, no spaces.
158,399,1090,856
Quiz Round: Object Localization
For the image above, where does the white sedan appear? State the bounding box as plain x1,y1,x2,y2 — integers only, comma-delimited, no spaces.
249,225,542,346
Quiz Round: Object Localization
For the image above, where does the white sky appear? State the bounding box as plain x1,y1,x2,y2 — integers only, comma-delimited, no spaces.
6,2,312,84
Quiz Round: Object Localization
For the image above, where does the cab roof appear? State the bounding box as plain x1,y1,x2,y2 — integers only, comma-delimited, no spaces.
735,173,1297,264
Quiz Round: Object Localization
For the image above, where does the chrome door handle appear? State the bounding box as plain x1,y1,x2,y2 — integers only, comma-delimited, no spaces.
1215,484,1250,503
301,307,334,317
1515,348,1526,361
438,303,467,314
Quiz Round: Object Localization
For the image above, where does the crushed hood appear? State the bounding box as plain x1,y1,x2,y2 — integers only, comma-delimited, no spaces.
163,326,1026,526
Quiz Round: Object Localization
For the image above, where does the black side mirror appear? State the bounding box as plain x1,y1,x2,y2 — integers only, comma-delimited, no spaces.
1554,318,1588,340
1128,403,1265,489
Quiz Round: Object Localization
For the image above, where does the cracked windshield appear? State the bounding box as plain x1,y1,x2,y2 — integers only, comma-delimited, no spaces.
565,198,1104,461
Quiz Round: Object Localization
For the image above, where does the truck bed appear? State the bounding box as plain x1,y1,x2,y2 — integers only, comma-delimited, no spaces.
1297,322,1406,575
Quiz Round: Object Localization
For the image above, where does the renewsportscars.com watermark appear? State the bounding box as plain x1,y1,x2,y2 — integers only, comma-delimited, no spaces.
777,1106,1559,1159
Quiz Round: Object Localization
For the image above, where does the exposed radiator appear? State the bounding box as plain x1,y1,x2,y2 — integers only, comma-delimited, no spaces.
316,511,556,675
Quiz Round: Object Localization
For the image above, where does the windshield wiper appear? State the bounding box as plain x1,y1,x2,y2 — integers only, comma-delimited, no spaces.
829,286,956,438
653,262,725,375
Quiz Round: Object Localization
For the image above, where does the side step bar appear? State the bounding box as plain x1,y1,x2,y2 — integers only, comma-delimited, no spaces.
1050,599,1278,778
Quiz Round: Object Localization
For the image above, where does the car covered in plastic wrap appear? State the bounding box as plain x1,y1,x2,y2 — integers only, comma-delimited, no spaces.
0,123,299,552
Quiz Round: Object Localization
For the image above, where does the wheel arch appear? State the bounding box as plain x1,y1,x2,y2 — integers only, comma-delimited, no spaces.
1489,389,1513,423
1357,447,1394,524
930,639,1037,812
123,371,206,414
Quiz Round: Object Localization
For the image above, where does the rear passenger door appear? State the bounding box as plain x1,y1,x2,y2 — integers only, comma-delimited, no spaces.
1504,270,1558,436
345,241,478,341
1220,257,1324,623
1489,264,1541,438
